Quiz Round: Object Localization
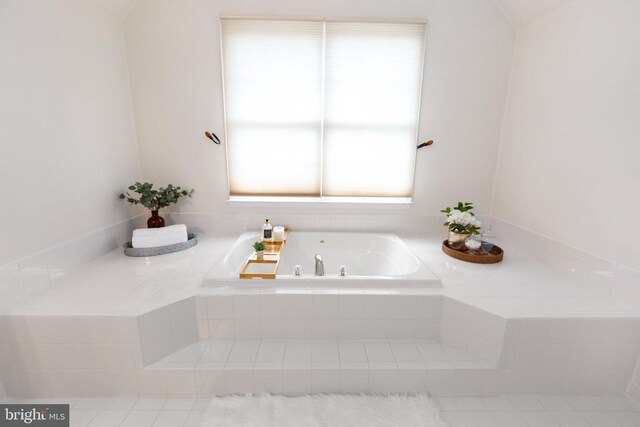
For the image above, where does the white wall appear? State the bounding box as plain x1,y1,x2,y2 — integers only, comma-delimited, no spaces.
124,0,515,216
492,0,640,270
0,0,141,265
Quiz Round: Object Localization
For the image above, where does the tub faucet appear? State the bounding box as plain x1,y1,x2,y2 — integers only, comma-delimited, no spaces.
314,254,325,276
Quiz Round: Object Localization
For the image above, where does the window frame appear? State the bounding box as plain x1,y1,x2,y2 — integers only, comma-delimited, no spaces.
219,16,428,206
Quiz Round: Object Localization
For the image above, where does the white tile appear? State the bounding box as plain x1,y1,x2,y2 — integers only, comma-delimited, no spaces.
260,319,286,340
69,409,99,427
233,295,260,319
581,412,622,427
416,342,451,362
390,342,421,362
520,411,562,427
362,319,389,339
168,343,206,363
610,412,640,427
120,410,160,427
339,342,367,362
364,342,395,362
206,296,233,319
282,367,311,395
286,318,311,339
453,397,486,411
284,342,312,361
550,411,590,427
104,397,138,410
208,320,236,340
311,368,340,393
388,319,414,340
195,369,225,396
311,295,339,318
152,410,190,427
311,319,338,340
253,367,282,394
163,398,195,411
368,363,398,393
74,398,109,410
312,341,339,361
490,412,528,427
87,410,129,427
224,363,253,394
595,396,636,411
481,397,515,411
234,319,261,339
281,295,312,319
166,371,196,397
564,396,600,411
537,395,574,411
363,295,390,319
340,363,369,393
338,295,364,319
227,341,259,362
134,398,167,411
390,296,416,319
338,319,363,339
256,342,286,362
200,342,233,362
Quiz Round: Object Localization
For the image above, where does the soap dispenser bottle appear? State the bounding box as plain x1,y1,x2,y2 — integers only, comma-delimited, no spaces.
262,219,273,241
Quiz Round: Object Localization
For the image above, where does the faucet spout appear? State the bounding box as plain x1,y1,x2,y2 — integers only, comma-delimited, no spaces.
314,254,325,276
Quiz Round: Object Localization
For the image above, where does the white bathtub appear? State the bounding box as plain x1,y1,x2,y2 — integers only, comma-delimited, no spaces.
204,231,440,288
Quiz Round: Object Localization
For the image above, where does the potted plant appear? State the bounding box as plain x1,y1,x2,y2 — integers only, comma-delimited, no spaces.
253,241,266,259
441,202,482,250
119,182,193,228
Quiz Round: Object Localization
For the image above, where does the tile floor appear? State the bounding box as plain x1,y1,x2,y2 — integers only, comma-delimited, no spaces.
434,395,640,427
2,394,640,426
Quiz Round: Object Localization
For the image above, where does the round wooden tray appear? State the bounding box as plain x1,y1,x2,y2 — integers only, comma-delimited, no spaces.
441,240,504,264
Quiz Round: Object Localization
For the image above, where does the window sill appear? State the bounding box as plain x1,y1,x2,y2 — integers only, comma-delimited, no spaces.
228,196,413,209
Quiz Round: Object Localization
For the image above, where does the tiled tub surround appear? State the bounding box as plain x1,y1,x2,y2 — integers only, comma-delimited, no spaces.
1,213,640,399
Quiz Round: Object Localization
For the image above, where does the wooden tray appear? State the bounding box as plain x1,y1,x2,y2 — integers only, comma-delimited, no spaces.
240,229,288,279
442,240,503,264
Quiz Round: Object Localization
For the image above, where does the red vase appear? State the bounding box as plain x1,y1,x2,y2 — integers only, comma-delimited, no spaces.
147,210,165,228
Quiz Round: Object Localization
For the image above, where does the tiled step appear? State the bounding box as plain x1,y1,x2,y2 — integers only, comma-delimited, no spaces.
145,339,494,395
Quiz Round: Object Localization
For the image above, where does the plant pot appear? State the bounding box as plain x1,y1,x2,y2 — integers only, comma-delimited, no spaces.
256,250,264,259
147,210,165,228
448,231,470,251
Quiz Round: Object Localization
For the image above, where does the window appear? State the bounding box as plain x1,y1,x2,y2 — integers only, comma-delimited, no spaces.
221,18,426,201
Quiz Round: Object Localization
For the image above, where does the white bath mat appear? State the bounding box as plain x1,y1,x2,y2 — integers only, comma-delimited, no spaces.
201,393,448,427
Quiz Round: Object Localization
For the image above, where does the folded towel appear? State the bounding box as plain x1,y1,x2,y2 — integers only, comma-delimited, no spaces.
133,224,187,238
131,225,188,248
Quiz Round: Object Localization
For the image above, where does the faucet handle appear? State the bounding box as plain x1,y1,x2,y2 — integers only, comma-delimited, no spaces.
339,265,347,277
294,265,302,276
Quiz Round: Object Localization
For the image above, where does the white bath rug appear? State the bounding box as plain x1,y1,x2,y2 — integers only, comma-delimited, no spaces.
201,393,448,427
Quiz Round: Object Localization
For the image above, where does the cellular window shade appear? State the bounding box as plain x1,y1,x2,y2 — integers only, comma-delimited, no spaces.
222,19,324,196
322,22,425,197
221,19,425,199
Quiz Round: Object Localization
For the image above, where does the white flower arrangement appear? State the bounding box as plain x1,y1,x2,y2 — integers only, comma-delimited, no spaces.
441,202,482,235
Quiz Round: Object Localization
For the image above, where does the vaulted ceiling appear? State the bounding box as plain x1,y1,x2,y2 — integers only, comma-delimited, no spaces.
493,0,572,27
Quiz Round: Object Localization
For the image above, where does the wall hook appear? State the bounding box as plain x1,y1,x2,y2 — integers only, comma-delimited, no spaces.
205,131,222,144
417,140,434,150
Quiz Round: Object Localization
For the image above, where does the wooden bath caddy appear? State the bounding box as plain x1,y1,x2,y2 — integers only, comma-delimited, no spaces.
240,229,289,279
442,240,504,264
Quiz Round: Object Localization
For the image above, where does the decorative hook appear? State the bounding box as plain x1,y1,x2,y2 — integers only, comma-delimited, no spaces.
417,140,434,150
205,131,222,145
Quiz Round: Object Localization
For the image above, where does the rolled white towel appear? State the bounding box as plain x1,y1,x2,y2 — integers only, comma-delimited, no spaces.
131,225,188,248
133,224,187,238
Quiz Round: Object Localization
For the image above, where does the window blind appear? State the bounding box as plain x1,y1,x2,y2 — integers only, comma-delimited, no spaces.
221,19,425,199
221,19,324,196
